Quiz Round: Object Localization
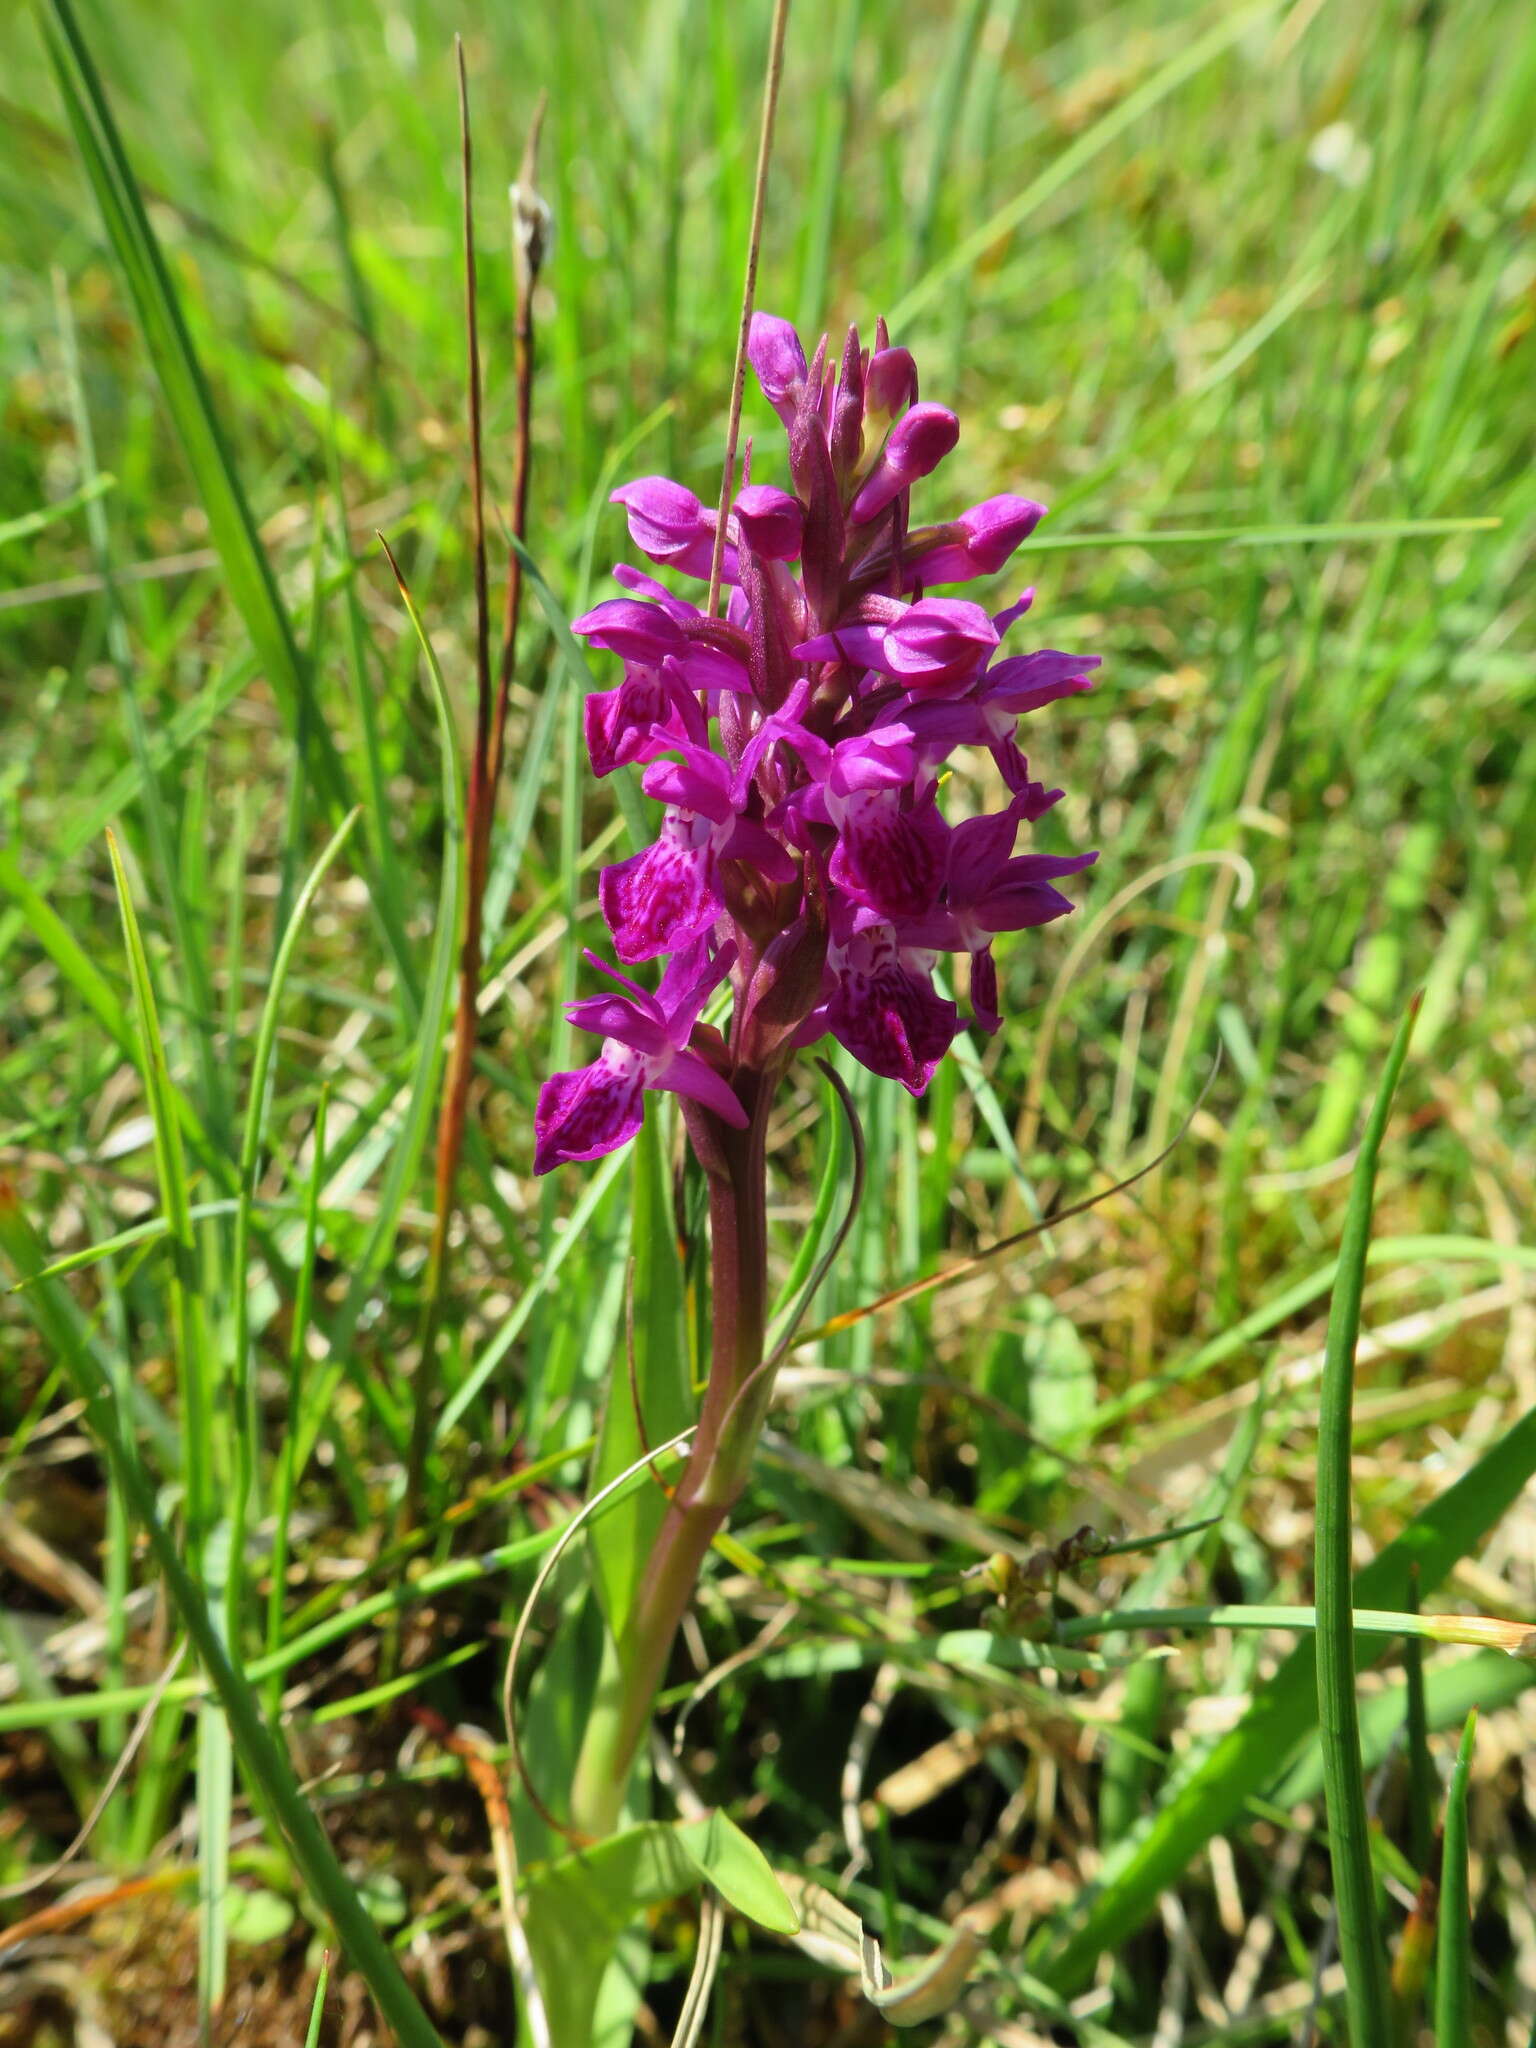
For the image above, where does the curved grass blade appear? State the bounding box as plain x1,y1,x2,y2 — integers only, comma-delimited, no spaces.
764,1060,865,1367
1314,999,1419,2044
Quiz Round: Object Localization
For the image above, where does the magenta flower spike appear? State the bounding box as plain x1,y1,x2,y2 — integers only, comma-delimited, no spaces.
541,312,1097,1174
553,312,1099,1834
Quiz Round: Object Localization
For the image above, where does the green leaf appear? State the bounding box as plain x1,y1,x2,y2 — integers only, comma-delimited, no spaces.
522,1813,797,2048
225,1886,297,1948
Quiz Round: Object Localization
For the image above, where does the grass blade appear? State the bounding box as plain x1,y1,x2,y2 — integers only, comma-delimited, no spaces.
1434,1711,1477,2046
1314,999,1418,2043
36,0,347,813
227,809,360,1633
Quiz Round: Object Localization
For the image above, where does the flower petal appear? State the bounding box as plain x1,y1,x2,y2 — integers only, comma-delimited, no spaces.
534,1045,646,1172
828,935,959,1096
600,820,724,962
829,789,948,919
658,1047,750,1127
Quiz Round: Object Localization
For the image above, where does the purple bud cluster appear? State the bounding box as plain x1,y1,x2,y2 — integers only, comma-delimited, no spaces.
534,314,1099,1174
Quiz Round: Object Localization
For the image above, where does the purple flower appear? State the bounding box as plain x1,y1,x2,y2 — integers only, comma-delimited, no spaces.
600,745,796,962
882,597,999,689
903,495,1046,586
748,313,810,428
611,477,738,583
849,403,960,524
901,806,1098,1032
814,916,959,1096
534,944,746,1172
537,310,1098,1172
733,483,803,562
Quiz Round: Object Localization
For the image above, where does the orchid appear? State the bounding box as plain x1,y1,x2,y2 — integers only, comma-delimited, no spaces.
554,313,1100,1834
540,311,1097,1173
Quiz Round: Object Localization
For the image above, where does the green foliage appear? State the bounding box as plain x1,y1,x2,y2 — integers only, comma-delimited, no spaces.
522,1814,797,2048
2,0,1532,2036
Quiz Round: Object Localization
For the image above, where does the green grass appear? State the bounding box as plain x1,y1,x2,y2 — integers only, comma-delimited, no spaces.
2,0,1533,2040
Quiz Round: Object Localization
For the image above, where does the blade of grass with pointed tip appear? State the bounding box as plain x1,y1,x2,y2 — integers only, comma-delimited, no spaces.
267,1085,329,1721
35,0,421,1008
104,831,213,1550
105,829,232,2019
1314,1000,1417,2044
303,1953,331,2048
297,548,462,1467
227,808,359,1635
1434,1711,1477,2047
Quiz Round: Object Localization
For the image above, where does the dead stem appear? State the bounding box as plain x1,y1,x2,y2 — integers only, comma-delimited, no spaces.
399,56,546,1543
703,0,792,622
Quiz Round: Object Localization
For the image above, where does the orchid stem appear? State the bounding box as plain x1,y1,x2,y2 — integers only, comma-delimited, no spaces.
570,1086,774,1837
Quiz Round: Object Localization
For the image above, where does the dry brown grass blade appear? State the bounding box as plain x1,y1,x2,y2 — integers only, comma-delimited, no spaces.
703,0,792,621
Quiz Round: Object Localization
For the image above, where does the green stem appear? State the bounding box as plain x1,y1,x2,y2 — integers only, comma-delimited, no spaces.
570,1079,773,1836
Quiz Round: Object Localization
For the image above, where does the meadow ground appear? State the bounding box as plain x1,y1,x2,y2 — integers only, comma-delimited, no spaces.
1,0,1534,2041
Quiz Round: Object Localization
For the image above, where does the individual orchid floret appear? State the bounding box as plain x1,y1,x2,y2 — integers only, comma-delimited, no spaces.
575,586,754,695
572,594,688,663
612,477,738,584
849,402,960,524
900,809,1098,1033
810,913,960,1096
583,656,705,778
733,483,804,561
903,494,1047,587
533,943,746,1173
748,313,810,428
882,595,999,689
600,745,796,963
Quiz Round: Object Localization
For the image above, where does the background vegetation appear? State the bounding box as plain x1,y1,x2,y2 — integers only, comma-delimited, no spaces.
2,0,1533,2040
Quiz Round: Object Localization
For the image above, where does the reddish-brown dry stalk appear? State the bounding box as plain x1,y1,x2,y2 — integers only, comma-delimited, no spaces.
399,54,545,1540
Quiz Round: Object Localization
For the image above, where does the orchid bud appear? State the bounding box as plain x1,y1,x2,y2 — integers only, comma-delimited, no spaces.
881,596,998,689
747,313,809,428
733,483,803,561
863,345,918,431
849,403,960,524
904,495,1046,585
